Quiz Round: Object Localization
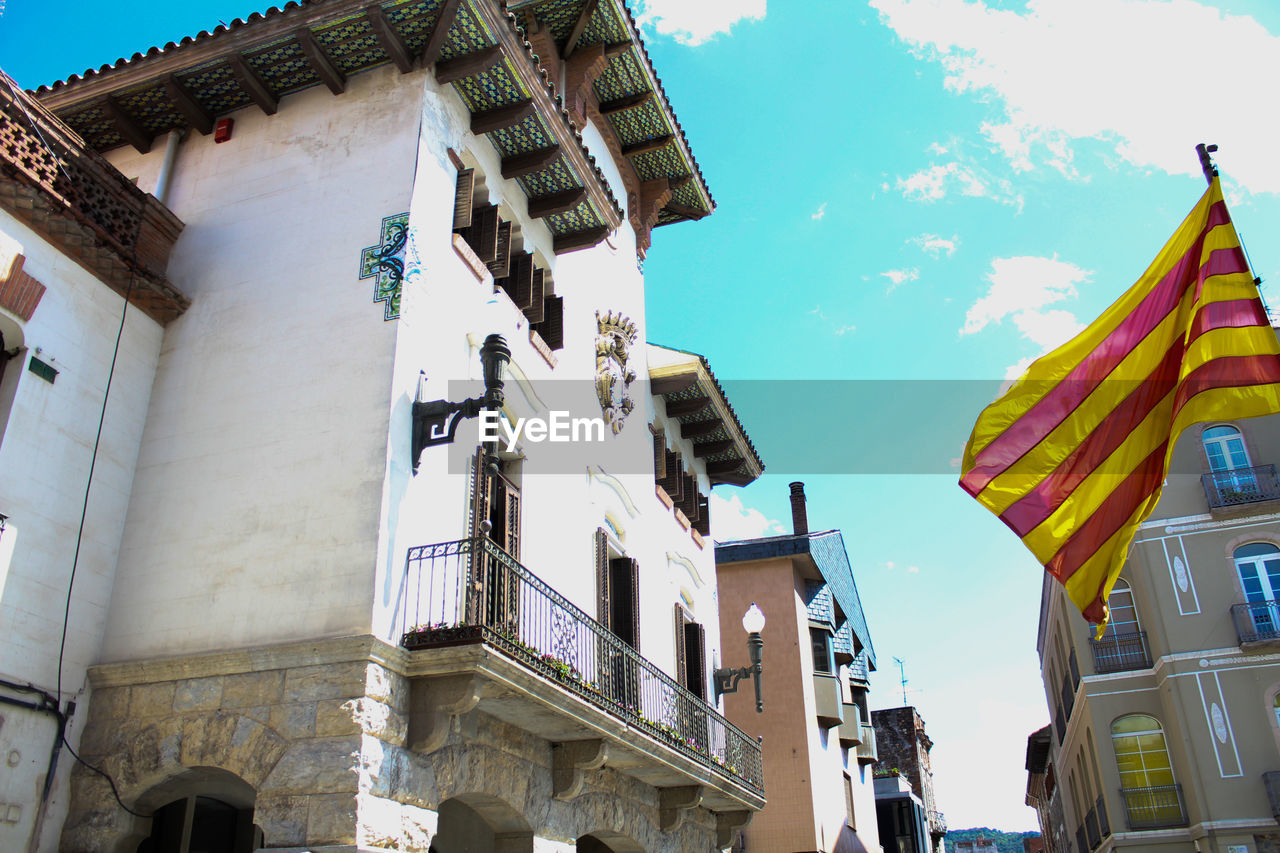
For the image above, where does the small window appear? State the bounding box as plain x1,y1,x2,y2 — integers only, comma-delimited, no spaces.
811,627,833,674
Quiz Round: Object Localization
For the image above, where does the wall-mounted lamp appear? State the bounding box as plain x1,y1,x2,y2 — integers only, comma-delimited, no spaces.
714,603,765,713
411,333,510,473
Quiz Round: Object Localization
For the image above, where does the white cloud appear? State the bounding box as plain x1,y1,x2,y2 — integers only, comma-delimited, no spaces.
882,267,920,293
870,0,1280,193
633,0,766,46
909,233,959,258
908,565,921,574
836,324,858,336
709,493,784,542
811,202,828,221
962,255,1090,346
896,160,1022,206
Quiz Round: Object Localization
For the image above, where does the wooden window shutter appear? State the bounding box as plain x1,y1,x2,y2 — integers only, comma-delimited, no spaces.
680,473,699,521
523,268,545,324
461,204,499,263
694,494,710,536
469,445,493,539
609,557,639,649
652,429,666,481
452,168,475,230
532,295,564,350
687,622,706,699
674,604,688,688
501,252,535,310
595,528,610,630
486,219,512,278
502,474,520,561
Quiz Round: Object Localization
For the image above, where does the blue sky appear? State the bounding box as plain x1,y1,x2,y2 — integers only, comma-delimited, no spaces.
9,0,1280,832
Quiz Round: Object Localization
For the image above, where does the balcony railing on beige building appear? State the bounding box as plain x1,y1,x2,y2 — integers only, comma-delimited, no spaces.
1202,465,1280,508
1119,784,1187,830
1232,601,1280,645
399,537,764,800
1089,631,1152,673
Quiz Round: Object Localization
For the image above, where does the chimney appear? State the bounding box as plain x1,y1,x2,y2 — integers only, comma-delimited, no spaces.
789,481,808,535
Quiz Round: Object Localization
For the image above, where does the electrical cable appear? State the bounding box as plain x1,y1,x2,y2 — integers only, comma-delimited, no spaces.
3,72,153,820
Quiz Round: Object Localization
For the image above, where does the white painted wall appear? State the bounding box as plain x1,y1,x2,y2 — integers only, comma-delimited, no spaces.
99,65,424,661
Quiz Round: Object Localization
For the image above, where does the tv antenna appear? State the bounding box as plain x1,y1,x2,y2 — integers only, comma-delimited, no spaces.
893,656,908,705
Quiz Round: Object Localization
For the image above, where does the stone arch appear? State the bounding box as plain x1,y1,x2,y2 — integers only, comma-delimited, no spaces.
62,711,287,853
433,793,532,853
577,829,644,852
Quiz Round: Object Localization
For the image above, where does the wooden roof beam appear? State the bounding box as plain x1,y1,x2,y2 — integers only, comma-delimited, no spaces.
295,29,346,94
705,459,745,476
162,75,213,135
435,45,503,84
622,134,672,157
528,187,587,219
471,99,534,134
227,54,278,115
553,227,609,254
693,439,735,458
666,201,709,220
561,0,599,59
599,91,653,115
422,0,462,66
366,5,414,73
101,96,153,154
665,395,710,417
678,420,723,439
651,373,697,395
501,145,560,179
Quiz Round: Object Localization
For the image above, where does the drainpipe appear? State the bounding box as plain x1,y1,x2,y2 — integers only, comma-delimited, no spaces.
153,129,186,205
0,679,68,853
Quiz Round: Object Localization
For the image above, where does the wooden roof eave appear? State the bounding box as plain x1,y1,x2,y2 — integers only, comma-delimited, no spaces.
649,361,763,485
35,0,622,244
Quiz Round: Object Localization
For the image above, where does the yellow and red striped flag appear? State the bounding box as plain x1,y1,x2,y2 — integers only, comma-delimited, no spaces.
960,177,1280,628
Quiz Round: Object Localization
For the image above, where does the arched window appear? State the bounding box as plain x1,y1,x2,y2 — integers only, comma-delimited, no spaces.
1273,693,1280,731
1234,543,1280,640
1203,425,1251,471
1111,715,1185,829
1092,581,1151,672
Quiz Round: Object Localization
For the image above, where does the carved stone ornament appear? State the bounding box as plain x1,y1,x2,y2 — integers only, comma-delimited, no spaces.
595,310,639,434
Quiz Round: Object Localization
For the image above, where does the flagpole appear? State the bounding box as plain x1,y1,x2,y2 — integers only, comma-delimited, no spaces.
1196,143,1219,185
1197,143,1273,320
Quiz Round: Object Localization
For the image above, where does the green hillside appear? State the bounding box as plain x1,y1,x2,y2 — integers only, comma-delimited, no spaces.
946,828,1041,853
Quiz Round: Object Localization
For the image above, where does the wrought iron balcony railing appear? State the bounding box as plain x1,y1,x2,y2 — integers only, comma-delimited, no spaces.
1090,631,1152,673
399,537,763,794
1202,465,1280,508
1084,806,1100,850
1232,601,1280,644
1119,784,1187,830
1096,794,1111,837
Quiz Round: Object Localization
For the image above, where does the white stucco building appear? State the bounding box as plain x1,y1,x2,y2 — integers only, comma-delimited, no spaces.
0,1,767,849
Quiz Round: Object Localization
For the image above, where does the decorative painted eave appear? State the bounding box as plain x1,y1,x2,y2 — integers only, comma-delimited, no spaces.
648,343,762,487
506,0,714,231
33,0,623,253
0,74,187,324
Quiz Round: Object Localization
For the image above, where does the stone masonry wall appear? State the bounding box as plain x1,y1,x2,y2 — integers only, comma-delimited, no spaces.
872,706,941,849
60,636,717,852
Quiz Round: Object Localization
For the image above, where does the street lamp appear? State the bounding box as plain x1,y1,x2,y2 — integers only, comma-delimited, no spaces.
714,603,765,713
410,333,511,473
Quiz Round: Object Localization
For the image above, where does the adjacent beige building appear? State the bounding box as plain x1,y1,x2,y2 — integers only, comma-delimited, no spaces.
1030,411,1280,853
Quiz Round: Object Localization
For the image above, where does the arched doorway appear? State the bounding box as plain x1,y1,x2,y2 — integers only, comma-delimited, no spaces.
132,767,262,853
432,793,532,853
577,831,643,852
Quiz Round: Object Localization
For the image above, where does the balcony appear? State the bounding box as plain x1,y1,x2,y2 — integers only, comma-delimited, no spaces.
927,809,947,836
1231,601,1280,645
1090,631,1152,673
1119,784,1187,830
399,538,764,815
1202,465,1280,509
837,708,863,748
1264,770,1280,821
1084,805,1101,850
813,674,844,728
1096,794,1111,837
856,723,878,764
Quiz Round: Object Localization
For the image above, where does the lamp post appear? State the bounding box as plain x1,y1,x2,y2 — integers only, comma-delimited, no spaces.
714,603,766,713
410,333,511,473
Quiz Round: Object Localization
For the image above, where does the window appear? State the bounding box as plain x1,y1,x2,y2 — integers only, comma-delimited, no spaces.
1274,694,1280,730
811,627,834,675
1203,425,1251,472
1234,543,1280,637
471,447,520,630
1112,714,1184,828
674,606,706,699
595,528,639,706
1102,581,1140,638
